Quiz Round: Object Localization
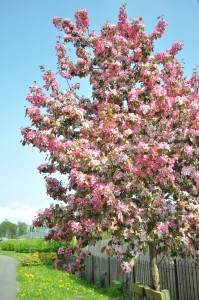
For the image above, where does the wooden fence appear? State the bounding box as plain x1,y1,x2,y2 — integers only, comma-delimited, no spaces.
66,240,199,300
67,255,199,300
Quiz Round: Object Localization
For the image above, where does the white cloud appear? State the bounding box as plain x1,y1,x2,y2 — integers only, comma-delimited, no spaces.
0,202,40,225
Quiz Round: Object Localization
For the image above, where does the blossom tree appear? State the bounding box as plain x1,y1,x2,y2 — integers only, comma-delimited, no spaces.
21,5,199,290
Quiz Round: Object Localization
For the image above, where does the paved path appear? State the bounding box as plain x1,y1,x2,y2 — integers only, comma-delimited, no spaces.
0,255,17,300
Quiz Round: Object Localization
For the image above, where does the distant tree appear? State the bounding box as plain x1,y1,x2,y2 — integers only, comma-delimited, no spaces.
17,221,28,236
22,4,199,291
0,220,18,238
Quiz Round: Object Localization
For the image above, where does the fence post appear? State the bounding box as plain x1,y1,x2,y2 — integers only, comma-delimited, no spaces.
108,257,111,286
174,259,180,300
92,255,95,283
133,264,136,283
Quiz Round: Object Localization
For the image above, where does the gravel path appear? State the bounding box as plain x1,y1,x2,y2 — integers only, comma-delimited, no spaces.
0,255,17,300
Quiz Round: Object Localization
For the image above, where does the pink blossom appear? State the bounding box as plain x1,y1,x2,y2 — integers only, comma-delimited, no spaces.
192,171,199,181
169,41,183,56
123,129,132,137
117,203,129,214
182,236,190,246
74,9,89,31
139,231,147,242
188,203,198,211
121,262,132,273
184,146,193,155
158,223,169,235
123,163,134,172
71,82,80,89
170,220,178,230
181,166,194,176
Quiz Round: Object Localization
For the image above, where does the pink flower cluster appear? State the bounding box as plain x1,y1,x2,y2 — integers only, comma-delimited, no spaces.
74,9,89,32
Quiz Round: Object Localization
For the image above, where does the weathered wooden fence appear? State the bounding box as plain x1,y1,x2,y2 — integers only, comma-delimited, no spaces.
135,258,199,300
68,253,199,300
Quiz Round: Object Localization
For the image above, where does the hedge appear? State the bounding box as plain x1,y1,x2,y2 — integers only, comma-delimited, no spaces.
0,238,75,253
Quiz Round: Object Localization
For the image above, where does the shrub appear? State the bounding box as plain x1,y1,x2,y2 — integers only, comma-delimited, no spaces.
14,240,31,253
20,253,42,266
0,240,19,251
15,239,63,252
38,252,57,265
0,238,75,254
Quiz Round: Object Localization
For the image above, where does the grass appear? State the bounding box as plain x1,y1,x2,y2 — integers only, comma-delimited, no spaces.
0,250,118,300
0,250,25,261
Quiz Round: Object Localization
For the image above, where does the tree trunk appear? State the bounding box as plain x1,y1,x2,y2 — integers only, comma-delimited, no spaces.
149,242,160,291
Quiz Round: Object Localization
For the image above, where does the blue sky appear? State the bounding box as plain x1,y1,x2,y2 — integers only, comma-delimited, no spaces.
0,0,199,225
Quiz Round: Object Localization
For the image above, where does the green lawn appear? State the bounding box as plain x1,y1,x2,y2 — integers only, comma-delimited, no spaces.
0,250,117,300
0,250,25,261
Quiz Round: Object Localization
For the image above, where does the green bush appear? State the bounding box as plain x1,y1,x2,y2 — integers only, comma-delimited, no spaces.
38,252,57,265
14,239,48,253
20,252,57,266
14,240,31,253
20,253,42,266
0,240,19,251
0,238,75,253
